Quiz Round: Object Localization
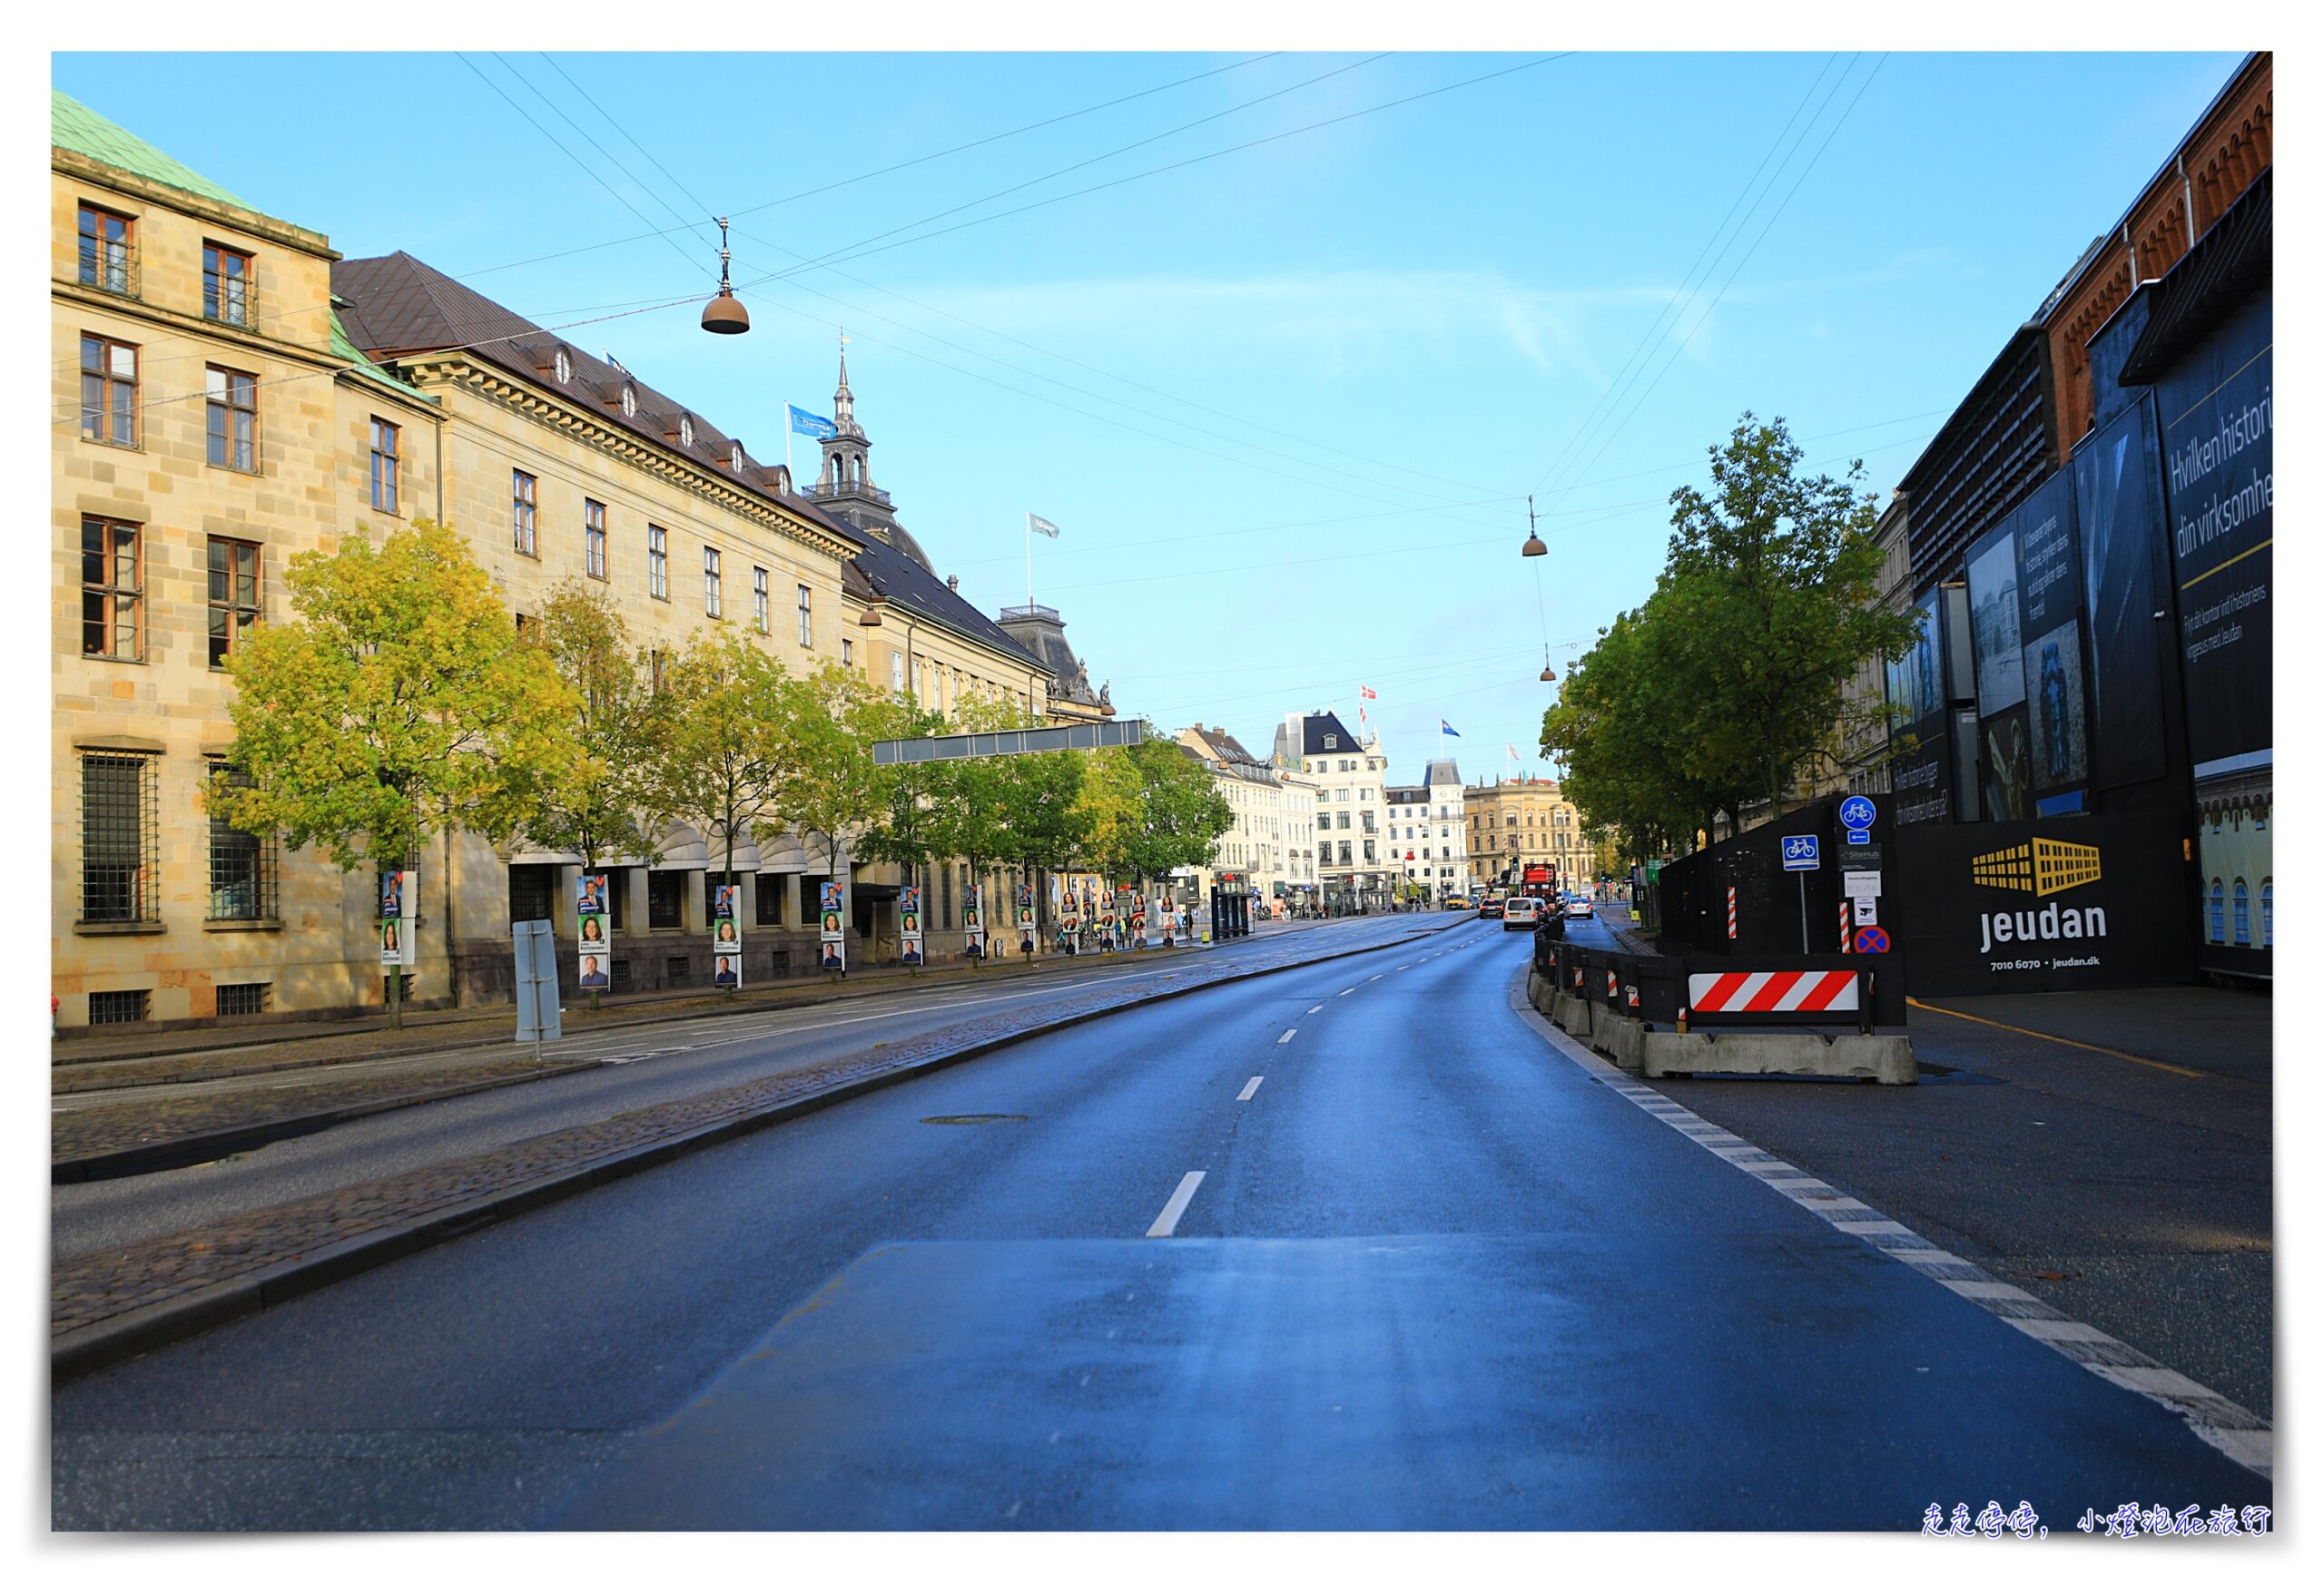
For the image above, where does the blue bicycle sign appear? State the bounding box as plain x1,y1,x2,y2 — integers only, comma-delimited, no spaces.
1839,796,1877,831
1781,835,1821,871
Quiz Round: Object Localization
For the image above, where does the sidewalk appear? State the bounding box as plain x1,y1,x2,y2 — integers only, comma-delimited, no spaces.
55,916,1342,1081
52,913,1467,1379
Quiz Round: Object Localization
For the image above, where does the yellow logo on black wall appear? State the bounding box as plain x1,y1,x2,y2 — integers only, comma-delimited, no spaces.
1971,838,2102,896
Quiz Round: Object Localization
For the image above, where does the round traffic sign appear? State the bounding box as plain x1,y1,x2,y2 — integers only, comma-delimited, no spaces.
1853,925,1891,954
1839,795,1877,831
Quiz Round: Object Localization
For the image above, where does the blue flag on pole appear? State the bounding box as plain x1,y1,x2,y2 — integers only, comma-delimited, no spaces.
787,404,837,441
1440,720,1461,736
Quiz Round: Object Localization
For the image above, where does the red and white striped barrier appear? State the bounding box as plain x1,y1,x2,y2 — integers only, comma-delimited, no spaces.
1840,900,1853,952
1726,887,1738,940
1687,968,1859,1014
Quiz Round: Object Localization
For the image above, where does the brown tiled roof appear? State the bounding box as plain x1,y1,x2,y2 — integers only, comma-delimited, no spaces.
332,251,815,521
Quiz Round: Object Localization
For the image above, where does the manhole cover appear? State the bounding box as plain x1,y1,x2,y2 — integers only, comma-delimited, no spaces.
920,1114,1028,1126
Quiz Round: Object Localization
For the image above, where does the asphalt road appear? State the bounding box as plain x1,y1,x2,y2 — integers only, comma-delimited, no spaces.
51,920,2265,1530
53,914,1440,1261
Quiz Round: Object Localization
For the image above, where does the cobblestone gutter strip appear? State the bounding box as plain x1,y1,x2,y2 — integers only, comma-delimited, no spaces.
52,919,1462,1382
51,1059,603,1185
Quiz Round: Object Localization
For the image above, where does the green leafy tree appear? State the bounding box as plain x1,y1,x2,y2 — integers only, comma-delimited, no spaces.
778,662,912,968
521,583,666,877
921,693,1038,965
210,520,580,1024
646,629,793,901
1119,740,1235,882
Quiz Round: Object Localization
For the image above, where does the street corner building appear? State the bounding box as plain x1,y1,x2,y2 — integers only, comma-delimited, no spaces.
50,92,1101,1033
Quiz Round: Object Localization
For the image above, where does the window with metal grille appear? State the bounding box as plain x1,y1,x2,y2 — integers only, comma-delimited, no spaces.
753,566,769,634
204,366,256,470
666,956,691,988
369,418,399,512
82,516,142,660
207,536,260,667
648,870,685,929
506,863,556,924
585,499,607,579
215,982,268,1017
202,241,251,325
89,988,149,1025
704,546,722,617
609,958,633,993
81,333,138,447
755,879,785,927
205,762,275,920
796,584,812,647
512,470,537,556
81,752,156,922
78,204,133,292
648,526,668,599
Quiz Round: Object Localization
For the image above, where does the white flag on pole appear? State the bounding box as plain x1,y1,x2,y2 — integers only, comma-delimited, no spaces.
1028,513,1061,538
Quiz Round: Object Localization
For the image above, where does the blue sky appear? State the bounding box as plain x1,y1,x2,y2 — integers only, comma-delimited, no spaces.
54,49,2247,782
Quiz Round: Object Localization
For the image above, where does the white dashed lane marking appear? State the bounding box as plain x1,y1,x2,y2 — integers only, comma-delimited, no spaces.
1277,1028,1297,1045
1237,1077,1264,1102
1145,1171,1206,1238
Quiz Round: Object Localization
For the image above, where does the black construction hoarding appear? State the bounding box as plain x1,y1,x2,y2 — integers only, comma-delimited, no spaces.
1892,811,2194,997
2159,288,2271,780
2073,397,2172,791
2014,470,2091,813
1886,590,1950,824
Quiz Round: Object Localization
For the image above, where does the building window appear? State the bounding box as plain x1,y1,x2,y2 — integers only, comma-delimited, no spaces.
2262,881,2272,947
205,366,257,470
2208,880,2225,945
82,516,143,661
2233,880,2250,946
1338,841,1353,865
77,204,133,292
207,536,261,667
648,526,669,599
891,653,905,694
369,418,400,512
756,879,785,927
507,864,556,924
841,637,853,667
647,870,685,930
512,470,537,556
586,499,607,580
752,567,769,634
80,333,138,447
89,989,150,1026
704,546,723,617
621,383,637,418
215,982,269,1018
796,585,813,647
81,752,157,923
202,242,251,325
730,441,743,471
206,762,276,920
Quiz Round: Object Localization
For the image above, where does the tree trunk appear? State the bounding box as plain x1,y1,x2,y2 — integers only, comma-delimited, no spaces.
442,819,460,1008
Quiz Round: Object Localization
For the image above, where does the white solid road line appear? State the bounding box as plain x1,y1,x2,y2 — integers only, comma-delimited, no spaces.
1146,1171,1206,1238
1237,1076,1264,1101
1277,1028,1297,1044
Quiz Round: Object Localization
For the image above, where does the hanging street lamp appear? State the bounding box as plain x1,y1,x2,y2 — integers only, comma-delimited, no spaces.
701,217,750,335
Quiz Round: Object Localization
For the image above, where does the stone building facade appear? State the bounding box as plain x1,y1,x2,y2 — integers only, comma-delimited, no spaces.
1465,775,1587,890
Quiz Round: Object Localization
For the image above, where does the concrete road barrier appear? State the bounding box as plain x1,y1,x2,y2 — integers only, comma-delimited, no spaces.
1541,986,1914,1085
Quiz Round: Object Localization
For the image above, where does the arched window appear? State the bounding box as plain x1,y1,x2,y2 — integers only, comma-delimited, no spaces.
553,348,571,384
620,383,637,418
2233,880,2250,946
679,415,694,446
2262,880,2273,947
731,442,743,471
2208,880,2225,944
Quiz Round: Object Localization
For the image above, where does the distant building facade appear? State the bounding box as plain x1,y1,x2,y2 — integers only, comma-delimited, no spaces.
1273,710,1391,912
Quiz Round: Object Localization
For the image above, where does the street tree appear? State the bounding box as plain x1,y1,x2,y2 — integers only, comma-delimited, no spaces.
209,520,579,1024
521,582,667,879
1118,739,1235,884
646,629,793,900
921,692,1038,963
778,662,913,966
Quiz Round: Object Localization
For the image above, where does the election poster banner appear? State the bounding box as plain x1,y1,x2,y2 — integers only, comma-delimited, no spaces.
819,879,846,973
961,881,986,959
1018,881,1036,956
379,869,417,968
713,883,743,988
900,884,924,968
576,871,613,995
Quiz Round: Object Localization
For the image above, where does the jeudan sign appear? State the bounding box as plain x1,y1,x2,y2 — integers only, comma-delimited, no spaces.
1894,813,2194,997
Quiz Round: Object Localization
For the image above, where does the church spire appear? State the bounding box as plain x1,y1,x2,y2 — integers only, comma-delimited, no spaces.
832,327,856,431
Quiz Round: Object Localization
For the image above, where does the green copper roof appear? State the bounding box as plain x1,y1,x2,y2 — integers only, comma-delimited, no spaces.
51,89,257,214
331,308,435,404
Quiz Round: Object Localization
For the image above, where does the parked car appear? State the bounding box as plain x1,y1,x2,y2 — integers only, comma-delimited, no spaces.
1562,892,1594,919
1502,896,1544,930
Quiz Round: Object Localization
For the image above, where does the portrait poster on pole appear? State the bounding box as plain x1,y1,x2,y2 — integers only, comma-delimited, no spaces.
576,871,613,992
713,883,743,988
900,884,923,967
819,879,846,973
962,881,986,958
379,870,418,968
1018,881,1036,955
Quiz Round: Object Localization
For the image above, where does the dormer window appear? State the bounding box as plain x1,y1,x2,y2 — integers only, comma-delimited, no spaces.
620,382,637,418
553,348,571,384
1323,734,1338,750
730,442,744,471
679,415,694,446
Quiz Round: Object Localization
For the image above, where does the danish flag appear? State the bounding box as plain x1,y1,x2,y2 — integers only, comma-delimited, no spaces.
1359,685,1377,700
